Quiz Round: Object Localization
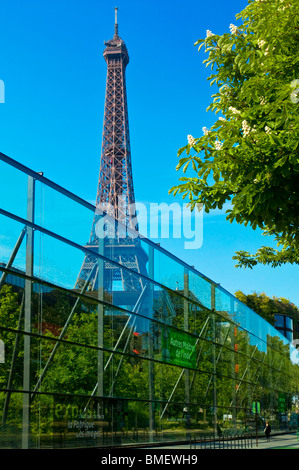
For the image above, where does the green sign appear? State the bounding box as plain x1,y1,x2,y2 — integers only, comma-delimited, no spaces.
162,329,197,368
278,393,286,412
252,401,260,414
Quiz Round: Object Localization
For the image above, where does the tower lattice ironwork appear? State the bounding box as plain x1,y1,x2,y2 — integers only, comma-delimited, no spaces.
76,9,148,305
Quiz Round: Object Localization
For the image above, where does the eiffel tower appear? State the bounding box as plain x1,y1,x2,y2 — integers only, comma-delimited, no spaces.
76,8,148,311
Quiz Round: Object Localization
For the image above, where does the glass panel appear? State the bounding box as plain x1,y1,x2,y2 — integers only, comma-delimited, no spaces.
0,160,29,220
0,391,23,448
286,330,293,342
285,316,293,330
189,271,212,310
274,315,284,328
154,248,185,292
1,155,299,448
0,215,27,273
34,180,95,247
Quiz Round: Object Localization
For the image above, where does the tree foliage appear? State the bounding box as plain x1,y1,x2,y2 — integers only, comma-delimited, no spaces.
235,290,299,327
0,286,22,387
1,284,299,441
170,0,299,268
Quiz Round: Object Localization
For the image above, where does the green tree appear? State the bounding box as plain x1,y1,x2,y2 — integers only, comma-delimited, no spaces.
235,290,299,328
170,0,299,268
0,286,23,389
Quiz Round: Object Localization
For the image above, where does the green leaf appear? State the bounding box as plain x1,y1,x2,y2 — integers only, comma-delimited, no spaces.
177,146,187,157
170,0,299,269
196,42,205,52
176,156,190,171
183,161,190,173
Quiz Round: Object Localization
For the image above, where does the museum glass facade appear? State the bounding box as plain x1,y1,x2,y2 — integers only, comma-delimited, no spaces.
0,153,299,449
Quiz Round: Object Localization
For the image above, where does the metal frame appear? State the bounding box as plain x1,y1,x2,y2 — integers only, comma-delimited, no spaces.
0,174,297,447
0,10,297,445
0,151,226,292
22,175,35,448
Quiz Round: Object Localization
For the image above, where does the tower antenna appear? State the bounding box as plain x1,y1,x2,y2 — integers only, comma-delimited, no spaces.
114,7,119,38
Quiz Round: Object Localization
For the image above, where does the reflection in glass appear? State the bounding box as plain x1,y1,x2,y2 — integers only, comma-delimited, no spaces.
1,156,299,449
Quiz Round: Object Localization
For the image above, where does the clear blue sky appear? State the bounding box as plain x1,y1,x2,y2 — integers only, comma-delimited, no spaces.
0,0,298,307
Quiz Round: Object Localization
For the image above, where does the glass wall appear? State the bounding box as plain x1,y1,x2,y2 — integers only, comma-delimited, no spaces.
0,152,299,449
274,315,294,342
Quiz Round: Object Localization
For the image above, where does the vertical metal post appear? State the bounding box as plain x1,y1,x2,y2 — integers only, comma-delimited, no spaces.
148,245,155,437
245,306,251,433
268,338,273,422
22,175,35,449
97,232,105,401
211,284,217,438
184,268,190,414
231,298,237,430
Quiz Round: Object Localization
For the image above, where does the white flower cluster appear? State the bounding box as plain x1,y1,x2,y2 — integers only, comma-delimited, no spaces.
258,39,270,55
258,39,266,48
206,30,214,38
259,96,267,105
242,120,257,137
202,127,210,135
219,117,226,121
228,106,241,115
242,120,251,137
229,23,238,34
214,140,223,150
265,126,272,134
187,134,196,147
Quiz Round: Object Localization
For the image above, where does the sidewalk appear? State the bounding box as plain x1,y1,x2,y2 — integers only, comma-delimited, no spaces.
251,433,299,449
146,433,299,450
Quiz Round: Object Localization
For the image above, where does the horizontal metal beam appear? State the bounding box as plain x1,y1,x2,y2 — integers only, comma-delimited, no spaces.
0,152,216,286
0,265,211,347
0,151,95,212
0,208,210,314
